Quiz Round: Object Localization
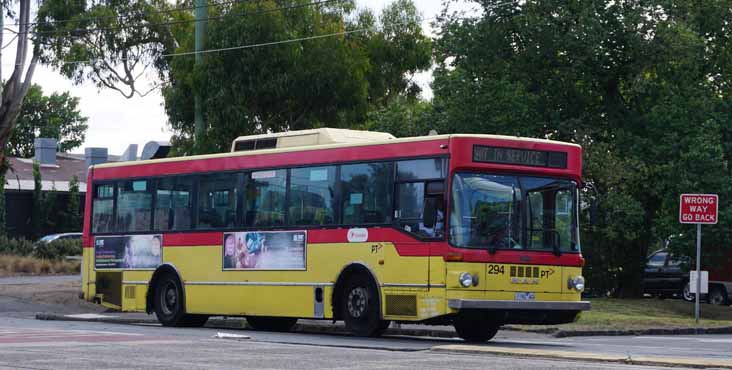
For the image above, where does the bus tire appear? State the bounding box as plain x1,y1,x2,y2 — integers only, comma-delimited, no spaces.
246,316,298,332
708,286,728,306
153,272,208,327
340,274,390,337
453,312,499,342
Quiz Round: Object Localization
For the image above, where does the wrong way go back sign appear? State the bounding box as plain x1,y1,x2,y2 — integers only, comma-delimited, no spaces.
679,194,718,224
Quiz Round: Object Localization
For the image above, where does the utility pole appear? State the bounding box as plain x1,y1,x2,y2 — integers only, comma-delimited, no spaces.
194,0,208,151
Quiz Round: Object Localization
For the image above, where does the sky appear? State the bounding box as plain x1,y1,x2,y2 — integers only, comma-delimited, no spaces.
8,0,478,155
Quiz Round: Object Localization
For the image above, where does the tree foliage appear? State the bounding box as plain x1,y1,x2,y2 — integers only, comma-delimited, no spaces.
64,176,83,232
162,0,432,154
6,84,88,158
35,0,176,98
432,0,732,296
362,96,433,138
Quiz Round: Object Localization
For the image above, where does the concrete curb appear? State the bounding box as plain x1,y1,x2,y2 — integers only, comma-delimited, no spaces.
431,344,732,369
541,326,732,338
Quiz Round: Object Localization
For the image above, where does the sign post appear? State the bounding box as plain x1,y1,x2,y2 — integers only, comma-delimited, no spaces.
679,194,718,324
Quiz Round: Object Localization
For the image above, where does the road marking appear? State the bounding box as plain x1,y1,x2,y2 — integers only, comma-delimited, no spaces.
0,327,156,346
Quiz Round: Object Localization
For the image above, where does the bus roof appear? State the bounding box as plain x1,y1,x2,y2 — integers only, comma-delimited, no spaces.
93,132,580,170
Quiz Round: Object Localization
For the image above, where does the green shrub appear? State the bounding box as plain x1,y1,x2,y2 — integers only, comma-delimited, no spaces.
33,239,82,260
0,235,34,256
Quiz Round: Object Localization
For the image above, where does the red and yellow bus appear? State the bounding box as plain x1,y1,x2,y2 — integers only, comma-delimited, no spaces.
82,128,589,342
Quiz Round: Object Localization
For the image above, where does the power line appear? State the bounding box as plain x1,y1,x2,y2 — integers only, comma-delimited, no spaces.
5,0,342,37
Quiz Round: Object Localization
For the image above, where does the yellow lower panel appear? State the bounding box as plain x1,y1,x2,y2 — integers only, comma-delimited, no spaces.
185,285,332,318
121,284,148,312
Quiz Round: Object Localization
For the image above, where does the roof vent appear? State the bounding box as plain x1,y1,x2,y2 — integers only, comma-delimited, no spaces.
34,138,57,165
141,141,171,160
85,147,108,168
231,128,395,153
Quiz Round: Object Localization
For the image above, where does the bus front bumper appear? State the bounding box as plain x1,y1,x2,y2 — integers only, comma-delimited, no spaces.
448,299,591,311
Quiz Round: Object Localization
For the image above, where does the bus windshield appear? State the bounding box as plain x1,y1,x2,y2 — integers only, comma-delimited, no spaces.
450,173,579,253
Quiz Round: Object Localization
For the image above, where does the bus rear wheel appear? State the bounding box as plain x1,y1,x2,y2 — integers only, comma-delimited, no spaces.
153,273,208,327
340,274,390,337
246,316,298,332
453,312,500,342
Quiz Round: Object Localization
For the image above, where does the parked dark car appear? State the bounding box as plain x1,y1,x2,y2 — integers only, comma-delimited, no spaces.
643,248,732,305
643,249,693,301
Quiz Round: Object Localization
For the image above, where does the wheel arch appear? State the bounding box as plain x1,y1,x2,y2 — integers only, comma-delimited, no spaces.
146,263,185,314
331,262,382,321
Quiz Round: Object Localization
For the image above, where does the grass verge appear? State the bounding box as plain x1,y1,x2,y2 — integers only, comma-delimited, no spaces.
512,298,732,332
0,254,80,277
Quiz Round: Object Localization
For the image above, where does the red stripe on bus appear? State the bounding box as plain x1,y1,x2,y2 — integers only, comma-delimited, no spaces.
86,228,583,267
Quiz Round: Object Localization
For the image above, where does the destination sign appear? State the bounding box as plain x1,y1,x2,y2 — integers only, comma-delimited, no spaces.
472,145,567,169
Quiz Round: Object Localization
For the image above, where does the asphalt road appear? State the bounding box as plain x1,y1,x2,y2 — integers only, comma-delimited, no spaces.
0,275,728,369
0,317,701,370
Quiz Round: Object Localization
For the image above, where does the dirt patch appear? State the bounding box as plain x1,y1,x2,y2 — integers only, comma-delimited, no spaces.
0,279,107,314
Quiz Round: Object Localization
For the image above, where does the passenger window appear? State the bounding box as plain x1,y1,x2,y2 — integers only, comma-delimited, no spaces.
397,158,446,181
340,162,394,224
154,177,194,231
116,180,153,232
289,166,336,226
92,184,114,233
246,169,286,227
154,178,174,230
197,173,238,229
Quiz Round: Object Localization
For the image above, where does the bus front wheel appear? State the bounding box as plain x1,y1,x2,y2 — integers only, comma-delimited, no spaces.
453,312,500,342
340,274,390,337
153,273,208,327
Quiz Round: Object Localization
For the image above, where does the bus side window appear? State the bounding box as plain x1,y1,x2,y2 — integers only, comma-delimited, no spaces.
172,176,194,230
289,166,336,226
92,184,115,233
196,173,239,229
246,169,287,227
116,180,153,232
154,177,195,231
154,178,174,231
340,162,393,225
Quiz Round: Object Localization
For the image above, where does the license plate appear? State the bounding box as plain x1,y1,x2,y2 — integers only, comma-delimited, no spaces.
514,292,536,301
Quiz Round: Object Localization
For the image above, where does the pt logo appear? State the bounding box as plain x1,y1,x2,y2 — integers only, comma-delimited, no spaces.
541,268,555,278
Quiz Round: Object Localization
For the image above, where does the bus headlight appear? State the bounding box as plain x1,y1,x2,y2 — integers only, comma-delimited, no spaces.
568,276,585,292
459,272,473,287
